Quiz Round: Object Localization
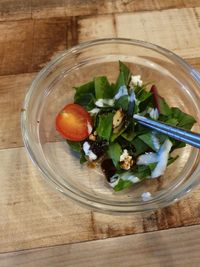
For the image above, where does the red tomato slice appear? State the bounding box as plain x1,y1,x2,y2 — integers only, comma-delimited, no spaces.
55,103,93,141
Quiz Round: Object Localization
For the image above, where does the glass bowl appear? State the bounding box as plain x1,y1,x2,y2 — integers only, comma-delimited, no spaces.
21,38,200,213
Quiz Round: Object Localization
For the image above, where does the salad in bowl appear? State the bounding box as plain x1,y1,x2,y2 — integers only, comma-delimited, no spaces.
55,61,196,192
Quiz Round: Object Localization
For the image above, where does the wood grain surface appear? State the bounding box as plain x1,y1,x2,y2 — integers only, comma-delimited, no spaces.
1,0,200,21
1,224,200,267
0,0,200,265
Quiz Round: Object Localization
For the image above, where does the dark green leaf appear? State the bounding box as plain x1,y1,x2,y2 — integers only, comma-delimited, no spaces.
119,61,131,85
134,86,152,103
113,179,133,191
171,107,196,129
80,151,87,164
121,122,136,142
148,162,157,171
131,137,151,156
74,93,95,110
138,132,156,151
168,155,179,165
107,142,122,167
96,113,114,141
74,81,95,96
66,140,82,153
94,76,112,99
158,96,171,116
165,118,179,126
133,168,151,180
110,125,127,142
115,61,131,89
115,95,129,111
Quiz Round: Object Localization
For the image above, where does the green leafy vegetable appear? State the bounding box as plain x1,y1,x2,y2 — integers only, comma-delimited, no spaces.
138,132,156,151
115,61,131,89
74,93,95,110
171,107,196,129
75,81,95,96
134,85,152,103
113,179,132,191
74,81,96,110
94,76,113,99
121,122,136,142
96,113,114,141
107,142,122,167
66,140,82,153
60,61,196,192
158,96,171,116
131,137,151,156
115,95,129,111
80,151,87,164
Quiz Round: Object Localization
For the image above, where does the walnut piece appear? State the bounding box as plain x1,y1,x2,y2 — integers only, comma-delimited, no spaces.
112,109,124,129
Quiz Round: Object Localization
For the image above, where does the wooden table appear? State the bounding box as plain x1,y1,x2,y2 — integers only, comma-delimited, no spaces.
0,1,200,266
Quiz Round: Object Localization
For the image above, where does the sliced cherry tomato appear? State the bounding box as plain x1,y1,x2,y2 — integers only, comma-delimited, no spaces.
55,103,93,141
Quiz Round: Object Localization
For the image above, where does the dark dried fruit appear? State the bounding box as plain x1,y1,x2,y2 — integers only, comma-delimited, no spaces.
101,158,116,182
89,140,108,157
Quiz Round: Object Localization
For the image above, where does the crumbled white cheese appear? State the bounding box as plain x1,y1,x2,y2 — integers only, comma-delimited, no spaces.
87,122,93,135
114,85,128,100
141,192,152,201
128,90,136,102
83,141,97,161
89,108,100,114
151,131,160,151
147,107,159,120
95,99,114,107
151,139,172,178
137,152,158,165
130,75,143,87
109,174,120,188
120,149,133,170
121,172,140,184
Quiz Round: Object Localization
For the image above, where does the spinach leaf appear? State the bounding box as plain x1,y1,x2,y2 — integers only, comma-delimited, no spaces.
165,118,179,126
110,125,127,142
134,85,152,103
113,166,150,191
107,142,122,167
121,122,136,142
148,162,157,171
158,96,171,116
133,166,151,180
94,76,113,99
138,132,156,151
115,95,129,111
168,155,179,165
115,61,131,89
74,81,96,110
96,113,114,141
131,137,151,156
74,93,95,110
74,80,95,96
171,107,196,129
113,179,133,192
80,151,87,164
66,140,82,153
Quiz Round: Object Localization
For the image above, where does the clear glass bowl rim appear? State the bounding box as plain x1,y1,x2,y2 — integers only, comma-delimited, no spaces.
21,37,200,214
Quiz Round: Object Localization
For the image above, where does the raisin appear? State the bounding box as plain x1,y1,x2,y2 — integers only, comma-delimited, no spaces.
89,140,108,157
101,158,116,182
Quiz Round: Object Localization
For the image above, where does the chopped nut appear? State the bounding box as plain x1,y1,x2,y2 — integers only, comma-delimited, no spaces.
120,149,134,170
113,109,124,129
120,159,134,170
89,133,97,141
